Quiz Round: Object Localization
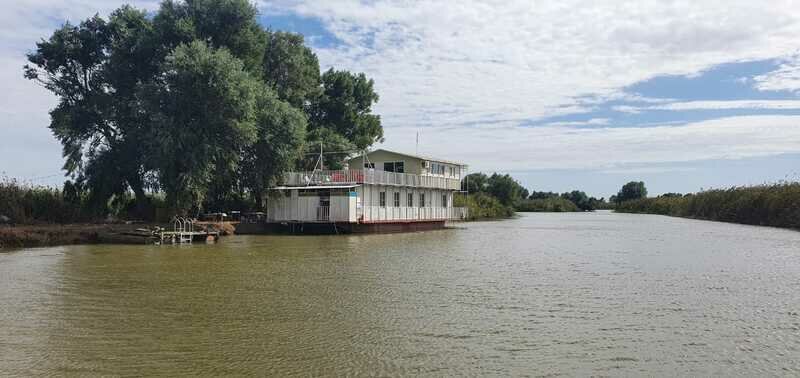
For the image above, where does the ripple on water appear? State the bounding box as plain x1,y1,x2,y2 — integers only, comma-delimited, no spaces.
2,213,800,375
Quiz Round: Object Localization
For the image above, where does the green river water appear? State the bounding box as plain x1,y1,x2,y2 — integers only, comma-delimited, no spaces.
1,211,799,376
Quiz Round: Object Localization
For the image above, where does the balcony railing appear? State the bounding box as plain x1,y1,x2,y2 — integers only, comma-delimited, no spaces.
282,169,462,190
357,206,468,222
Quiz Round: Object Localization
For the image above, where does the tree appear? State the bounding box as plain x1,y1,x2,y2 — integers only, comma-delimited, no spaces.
561,190,593,211
141,41,259,213
463,173,489,193
25,0,381,217
487,173,526,206
262,30,321,109
242,90,307,208
529,191,559,199
153,0,266,73
310,69,383,150
616,181,648,203
23,14,157,215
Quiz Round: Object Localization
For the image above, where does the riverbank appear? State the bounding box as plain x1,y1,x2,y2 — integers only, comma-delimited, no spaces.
0,222,235,249
614,182,800,230
0,224,151,249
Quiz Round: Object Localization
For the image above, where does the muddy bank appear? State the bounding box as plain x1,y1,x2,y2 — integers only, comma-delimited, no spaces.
0,224,153,249
0,222,235,249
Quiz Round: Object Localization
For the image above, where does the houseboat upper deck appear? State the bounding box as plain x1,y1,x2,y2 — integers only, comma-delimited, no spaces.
282,168,462,191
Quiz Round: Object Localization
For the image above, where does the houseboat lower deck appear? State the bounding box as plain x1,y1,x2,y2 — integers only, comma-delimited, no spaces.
240,149,469,234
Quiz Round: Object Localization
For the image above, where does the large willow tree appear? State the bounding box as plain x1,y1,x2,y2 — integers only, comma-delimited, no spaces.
24,0,382,215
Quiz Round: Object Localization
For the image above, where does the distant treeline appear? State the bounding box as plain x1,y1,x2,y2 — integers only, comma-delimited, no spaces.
456,172,612,220
615,182,800,230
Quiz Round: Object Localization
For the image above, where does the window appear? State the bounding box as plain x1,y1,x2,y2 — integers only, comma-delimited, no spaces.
430,162,445,175
364,162,375,169
442,194,447,207
407,193,413,207
379,191,386,207
419,193,425,207
383,161,404,173
393,192,400,207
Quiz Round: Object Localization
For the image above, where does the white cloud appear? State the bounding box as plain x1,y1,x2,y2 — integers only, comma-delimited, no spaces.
386,115,800,172
623,100,800,112
272,0,800,129
0,1,160,183
545,118,610,127
3,0,800,183
754,55,800,92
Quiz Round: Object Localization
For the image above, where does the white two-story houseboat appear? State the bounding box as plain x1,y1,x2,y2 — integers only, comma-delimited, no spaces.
246,149,468,233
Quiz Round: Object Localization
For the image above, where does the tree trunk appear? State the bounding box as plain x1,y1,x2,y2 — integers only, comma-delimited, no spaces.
126,175,151,221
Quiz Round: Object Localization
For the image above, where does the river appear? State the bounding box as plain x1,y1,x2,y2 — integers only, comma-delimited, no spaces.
1,211,799,376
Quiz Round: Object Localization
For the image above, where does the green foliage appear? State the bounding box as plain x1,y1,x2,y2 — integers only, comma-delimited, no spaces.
262,30,321,109
486,173,527,207
310,69,383,150
24,0,384,218
154,0,266,72
0,179,82,224
463,173,489,193
529,191,559,199
454,193,515,220
517,197,580,212
298,128,357,170
242,90,308,208
0,178,165,224
463,172,603,214
615,182,800,229
142,41,260,213
560,190,594,211
616,181,647,203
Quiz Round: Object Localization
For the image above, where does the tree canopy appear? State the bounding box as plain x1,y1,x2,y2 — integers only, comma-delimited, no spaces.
25,0,382,215
616,181,648,203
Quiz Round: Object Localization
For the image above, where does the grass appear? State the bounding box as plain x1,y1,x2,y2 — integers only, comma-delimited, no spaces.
615,182,800,230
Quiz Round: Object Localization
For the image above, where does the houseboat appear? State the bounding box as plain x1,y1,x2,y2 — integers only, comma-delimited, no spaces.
240,149,468,233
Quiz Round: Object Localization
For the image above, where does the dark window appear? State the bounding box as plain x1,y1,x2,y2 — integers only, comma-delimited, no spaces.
419,193,425,207
380,192,386,207
319,191,331,207
393,192,400,207
442,194,447,207
364,162,375,169
407,193,413,207
383,161,405,173
431,162,446,175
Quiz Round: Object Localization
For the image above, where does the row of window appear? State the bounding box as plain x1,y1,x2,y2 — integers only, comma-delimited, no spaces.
378,192,448,208
364,161,405,173
363,160,457,177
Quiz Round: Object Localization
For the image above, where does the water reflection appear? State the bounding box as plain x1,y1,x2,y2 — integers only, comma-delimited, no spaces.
1,213,799,375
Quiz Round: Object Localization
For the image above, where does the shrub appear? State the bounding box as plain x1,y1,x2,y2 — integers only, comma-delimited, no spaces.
517,197,580,212
454,192,515,220
615,182,800,229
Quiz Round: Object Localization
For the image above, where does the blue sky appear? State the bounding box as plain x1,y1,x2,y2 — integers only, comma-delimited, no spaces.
2,1,800,198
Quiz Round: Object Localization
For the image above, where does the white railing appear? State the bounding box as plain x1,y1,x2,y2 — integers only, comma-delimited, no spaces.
357,206,468,222
282,169,462,190
316,206,330,222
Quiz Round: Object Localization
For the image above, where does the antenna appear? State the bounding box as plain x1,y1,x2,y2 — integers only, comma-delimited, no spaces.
416,131,419,155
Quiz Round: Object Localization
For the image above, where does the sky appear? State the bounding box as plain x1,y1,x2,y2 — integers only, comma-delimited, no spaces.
2,1,800,198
